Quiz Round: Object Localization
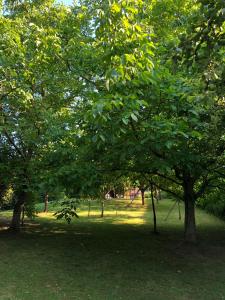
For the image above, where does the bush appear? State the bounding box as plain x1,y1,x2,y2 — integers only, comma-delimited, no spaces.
197,189,225,220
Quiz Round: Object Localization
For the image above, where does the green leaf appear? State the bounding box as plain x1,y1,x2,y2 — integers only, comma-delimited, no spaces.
106,79,110,91
122,118,129,125
131,113,138,122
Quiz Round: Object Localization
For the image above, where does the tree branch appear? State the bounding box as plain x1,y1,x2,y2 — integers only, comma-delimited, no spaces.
3,129,25,160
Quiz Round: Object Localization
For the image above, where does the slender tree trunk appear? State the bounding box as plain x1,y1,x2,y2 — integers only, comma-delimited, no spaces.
150,184,158,234
88,200,91,217
21,205,25,226
10,191,26,231
183,177,196,243
178,200,181,220
141,189,145,205
44,192,49,212
100,199,104,218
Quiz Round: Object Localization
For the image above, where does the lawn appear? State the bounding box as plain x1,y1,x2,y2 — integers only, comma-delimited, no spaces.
0,198,225,300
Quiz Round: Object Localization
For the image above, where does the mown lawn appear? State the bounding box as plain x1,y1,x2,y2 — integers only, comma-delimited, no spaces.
0,198,225,300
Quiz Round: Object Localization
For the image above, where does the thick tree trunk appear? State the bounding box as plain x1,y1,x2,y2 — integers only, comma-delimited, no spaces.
10,191,26,231
44,192,49,212
141,189,145,205
183,177,196,242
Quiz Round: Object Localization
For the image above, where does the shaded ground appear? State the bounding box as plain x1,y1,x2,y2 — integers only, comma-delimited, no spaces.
0,198,224,300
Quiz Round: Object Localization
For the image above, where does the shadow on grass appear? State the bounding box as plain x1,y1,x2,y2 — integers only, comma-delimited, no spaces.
0,199,224,300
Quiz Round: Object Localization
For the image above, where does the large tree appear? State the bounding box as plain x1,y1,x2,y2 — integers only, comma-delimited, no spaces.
0,0,84,229
73,0,225,242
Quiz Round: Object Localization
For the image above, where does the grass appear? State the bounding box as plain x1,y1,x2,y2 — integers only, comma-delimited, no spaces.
0,198,225,300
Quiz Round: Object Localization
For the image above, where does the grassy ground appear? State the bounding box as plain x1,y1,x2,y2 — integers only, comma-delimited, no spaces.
0,198,225,300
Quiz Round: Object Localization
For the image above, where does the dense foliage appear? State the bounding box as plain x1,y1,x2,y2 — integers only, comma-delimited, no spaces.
0,0,224,241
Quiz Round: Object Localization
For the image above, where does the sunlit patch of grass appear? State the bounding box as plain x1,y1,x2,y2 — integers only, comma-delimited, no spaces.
36,200,148,226
0,210,12,217
37,212,55,219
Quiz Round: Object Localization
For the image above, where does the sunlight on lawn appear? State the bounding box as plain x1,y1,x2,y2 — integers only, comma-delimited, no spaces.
111,209,146,225
37,205,147,225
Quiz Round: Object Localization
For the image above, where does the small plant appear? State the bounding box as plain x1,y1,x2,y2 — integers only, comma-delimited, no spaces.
54,200,79,224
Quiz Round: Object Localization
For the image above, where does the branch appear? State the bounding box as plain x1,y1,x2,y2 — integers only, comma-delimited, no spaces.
195,175,222,199
57,54,98,88
143,174,183,200
154,171,182,186
3,129,25,160
151,181,183,201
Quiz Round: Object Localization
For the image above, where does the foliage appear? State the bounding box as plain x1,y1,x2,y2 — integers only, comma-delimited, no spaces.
0,0,83,218
24,191,39,219
0,185,14,209
72,0,225,241
197,189,225,220
54,199,79,223
0,0,224,239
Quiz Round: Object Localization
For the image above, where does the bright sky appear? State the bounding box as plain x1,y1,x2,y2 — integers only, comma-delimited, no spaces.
58,0,74,5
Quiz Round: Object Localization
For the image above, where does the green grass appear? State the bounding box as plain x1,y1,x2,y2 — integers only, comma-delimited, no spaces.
0,198,225,300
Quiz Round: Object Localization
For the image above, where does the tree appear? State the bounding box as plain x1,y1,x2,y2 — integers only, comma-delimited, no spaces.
74,0,225,242
0,0,83,230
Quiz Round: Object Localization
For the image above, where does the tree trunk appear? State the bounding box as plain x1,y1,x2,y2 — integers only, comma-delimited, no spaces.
141,189,145,205
10,191,26,231
183,177,196,242
150,184,158,234
178,200,181,220
88,200,91,217
44,192,49,212
21,205,25,226
100,199,104,218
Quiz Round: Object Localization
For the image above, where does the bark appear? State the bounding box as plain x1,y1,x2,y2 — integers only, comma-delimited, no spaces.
150,184,158,234
178,201,181,220
21,205,25,226
100,200,104,218
183,176,197,242
141,189,145,205
10,190,26,231
44,192,49,212
88,200,91,217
